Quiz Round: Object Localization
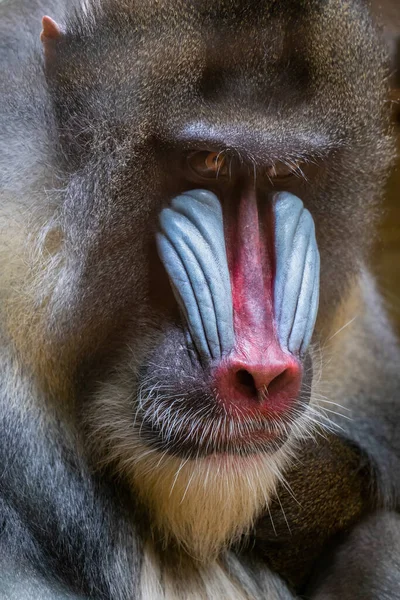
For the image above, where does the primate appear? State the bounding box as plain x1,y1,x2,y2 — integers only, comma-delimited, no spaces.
0,0,400,598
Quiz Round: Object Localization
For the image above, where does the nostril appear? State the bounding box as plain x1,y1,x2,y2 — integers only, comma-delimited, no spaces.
233,366,293,402
267,370,290,396
235,369,257,395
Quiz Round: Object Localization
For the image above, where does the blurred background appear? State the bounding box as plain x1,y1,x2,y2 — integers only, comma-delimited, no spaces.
371,0,400,334
375,134,400,334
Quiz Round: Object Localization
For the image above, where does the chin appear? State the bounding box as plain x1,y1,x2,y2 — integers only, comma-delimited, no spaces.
87,335,315,562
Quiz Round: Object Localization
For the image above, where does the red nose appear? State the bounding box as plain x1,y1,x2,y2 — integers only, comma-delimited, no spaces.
214,351,302,416
216,185,303,416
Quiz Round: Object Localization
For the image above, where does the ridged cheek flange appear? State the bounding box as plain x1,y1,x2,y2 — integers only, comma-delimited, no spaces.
273,192,320,356
156,189,235,362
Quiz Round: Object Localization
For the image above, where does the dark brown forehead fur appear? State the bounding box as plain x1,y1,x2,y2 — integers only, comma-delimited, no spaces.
49,0,388,147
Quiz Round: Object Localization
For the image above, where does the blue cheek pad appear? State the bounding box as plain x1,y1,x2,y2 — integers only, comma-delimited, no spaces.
156,190,235,361
273,192,320,356
156,189,320,362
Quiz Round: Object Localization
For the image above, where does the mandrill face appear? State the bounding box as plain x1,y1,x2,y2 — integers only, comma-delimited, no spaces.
6,0,392,560
149,187,318,458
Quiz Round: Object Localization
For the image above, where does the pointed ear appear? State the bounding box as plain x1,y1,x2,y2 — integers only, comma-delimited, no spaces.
41,16,63,62
41,16,63,42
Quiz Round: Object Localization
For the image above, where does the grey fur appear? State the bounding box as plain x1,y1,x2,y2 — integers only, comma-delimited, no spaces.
0,0,399,598
309,512,400,599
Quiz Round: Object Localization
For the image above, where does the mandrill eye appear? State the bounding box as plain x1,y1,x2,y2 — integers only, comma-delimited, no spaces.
266,160,302,180
187,151,228,178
